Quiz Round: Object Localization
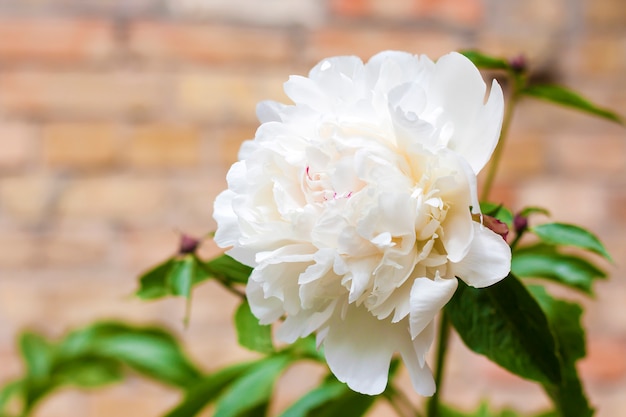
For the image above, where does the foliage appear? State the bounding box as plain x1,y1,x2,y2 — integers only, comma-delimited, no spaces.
1,51,621,417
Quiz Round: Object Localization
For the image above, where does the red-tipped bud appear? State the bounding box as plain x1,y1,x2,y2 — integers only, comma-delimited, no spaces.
483,215,509,241
513,214,529,235
179,233,201,255
509,54,527,73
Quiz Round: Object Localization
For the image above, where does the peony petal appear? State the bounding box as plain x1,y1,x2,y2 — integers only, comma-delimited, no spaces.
247,277,284,324
256,100,288,123
409,276,458,339
428,52,504,174
276,300,337,343
324,306,404,395
436,153,475,262
398,328,436,396
450,222,512,288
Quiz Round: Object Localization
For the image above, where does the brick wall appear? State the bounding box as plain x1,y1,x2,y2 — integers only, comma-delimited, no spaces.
0,1,624,416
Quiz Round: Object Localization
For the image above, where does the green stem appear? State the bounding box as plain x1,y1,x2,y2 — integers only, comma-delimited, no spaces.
480,81,521,202
385,384,423,417
426,312,451,417
195,255,247,299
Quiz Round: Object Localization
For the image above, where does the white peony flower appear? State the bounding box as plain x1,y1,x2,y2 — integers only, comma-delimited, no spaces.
214,51,511,396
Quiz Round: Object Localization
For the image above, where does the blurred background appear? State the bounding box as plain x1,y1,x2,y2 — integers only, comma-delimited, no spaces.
0,0,624,416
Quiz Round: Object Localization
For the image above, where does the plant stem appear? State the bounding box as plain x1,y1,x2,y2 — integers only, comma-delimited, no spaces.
385,384,423,417
426,312,451,417
480,83,521,202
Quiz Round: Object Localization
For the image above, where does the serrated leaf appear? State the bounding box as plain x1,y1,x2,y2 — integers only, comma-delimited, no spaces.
461,51,511,70
523,84,623,124
214,355,291,417
528,286,593,417
285,379,375,417
165,362,256,417
532,223,612,261
203,255,254,285
480,202,514,228
235,301,274,354
447,275,561,385
513,245,606,294
135,258,175,300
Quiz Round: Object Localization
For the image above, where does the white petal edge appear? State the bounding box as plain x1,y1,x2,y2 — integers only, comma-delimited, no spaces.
449,222,512,288
409,276,458,339
323,307,402,395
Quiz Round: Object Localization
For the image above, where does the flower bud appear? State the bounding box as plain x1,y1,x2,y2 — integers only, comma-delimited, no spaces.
482,215,509,241
179,233,201,255
513,213,529,235
509,54,527,73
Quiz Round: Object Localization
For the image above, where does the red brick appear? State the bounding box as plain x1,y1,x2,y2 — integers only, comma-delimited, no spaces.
126,124,201,169
551,133,626,176
42,123,119,169
584,0,626,27
0,175,53,223
496,131,547,180
175,71,287,123
0,232,37,269
580,337,626,383
307,28,462,65
516,179,608,230
56,176,168,223
206,125,256,168
0,18,116,64
564,34,626,78
41,225,112,267
329,0,482,25
167,0,323,26
0,71,164,118
329,0,369,17
0,123,37,170
129,22,291,65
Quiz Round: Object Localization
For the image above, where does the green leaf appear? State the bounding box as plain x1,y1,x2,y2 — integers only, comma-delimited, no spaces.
447,275,561,385
54,357,124,388
439,403,524,417
19,333,54,381
165,362,257,417
60,322,201,388
279,380,346,417
512,245,606,294
284,335,325,362
522,84,623,124
0,380,23,413
461,51,511,70
167,256,196,297
235,300,274,354
214,355,291,417
528,286,593,417
480,202,514,228
532,222,612,261
282,378,375,417
519,207,550,218
135,258,175,300
203,255,254,285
